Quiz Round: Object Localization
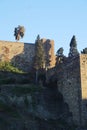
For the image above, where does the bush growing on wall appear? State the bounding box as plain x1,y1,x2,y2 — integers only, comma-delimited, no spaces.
0,61,24,73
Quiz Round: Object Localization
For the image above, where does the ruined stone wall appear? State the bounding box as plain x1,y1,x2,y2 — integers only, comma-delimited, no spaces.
47,54,87,126
57,56,82,125
0,39,55,71
80,54,87,125
0,41,35,71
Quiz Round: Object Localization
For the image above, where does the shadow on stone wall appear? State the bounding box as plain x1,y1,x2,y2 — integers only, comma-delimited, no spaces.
81,99,87,126
43,39,52,67
45,81,73,126
11,40,52,72
11,43,35,72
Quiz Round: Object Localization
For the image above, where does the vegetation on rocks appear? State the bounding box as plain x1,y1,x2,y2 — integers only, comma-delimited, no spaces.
0,61,81,130
0,61,24,73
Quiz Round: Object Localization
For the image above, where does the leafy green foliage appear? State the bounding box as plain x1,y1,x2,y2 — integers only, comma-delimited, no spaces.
34,35,45,83
56,47,64,56
68,35,79,57
81,48,87,54
34,35,45,70
0,62,24,73
55,47,64,65
14,25,25,41
70,35,77,47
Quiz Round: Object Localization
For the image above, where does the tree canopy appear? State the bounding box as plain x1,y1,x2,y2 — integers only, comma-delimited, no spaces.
56,47,64,56
70,35,77,47
14,25,25,41
34,35,45,70
68,35,79,57
55,47,64,65
81,48,87,54
34,35,45,83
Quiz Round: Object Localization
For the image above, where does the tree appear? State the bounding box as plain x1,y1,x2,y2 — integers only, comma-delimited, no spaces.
34,35,45,83
55,47,64,65
68,35,79,57
81,48,87,54
45,54,51,70
14,25,25,41
56,47,64,57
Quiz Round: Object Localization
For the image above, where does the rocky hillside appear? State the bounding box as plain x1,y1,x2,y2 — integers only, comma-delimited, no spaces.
0,82,76,130
0,62,85,130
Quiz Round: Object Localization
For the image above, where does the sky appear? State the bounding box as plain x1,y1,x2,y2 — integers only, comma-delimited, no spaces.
0,0,87,56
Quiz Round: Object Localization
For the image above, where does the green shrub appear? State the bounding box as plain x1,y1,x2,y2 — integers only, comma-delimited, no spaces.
0,61,24,73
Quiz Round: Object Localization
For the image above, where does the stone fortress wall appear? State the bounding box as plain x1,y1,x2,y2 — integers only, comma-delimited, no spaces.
0,41,35,71
0,40,87,126
47,55,87,126
57,56,82,125
80,54,87,125
0,39,55,71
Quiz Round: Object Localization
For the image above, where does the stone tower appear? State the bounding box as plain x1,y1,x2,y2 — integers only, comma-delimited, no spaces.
79,54,87,125
47,54,87,126
57,54,87,126
41,38,55,68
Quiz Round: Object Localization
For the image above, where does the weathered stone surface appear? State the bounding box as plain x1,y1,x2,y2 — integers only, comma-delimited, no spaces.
80,54,87,125
0,84,72,130
57,56,81,125
47,54,87,126
0,39,55,71
0,41,35,71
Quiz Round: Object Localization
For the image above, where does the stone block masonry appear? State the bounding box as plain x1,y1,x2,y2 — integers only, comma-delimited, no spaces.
47,54,87,126
0,41,35,71
0,39,55,72
57,56,82,125
80,54,87,125
0,40,87,126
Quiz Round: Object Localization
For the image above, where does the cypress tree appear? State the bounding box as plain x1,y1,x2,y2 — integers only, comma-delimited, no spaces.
34,35,45,83
81,48,87,54
68,35,79,57
55,47,64,65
